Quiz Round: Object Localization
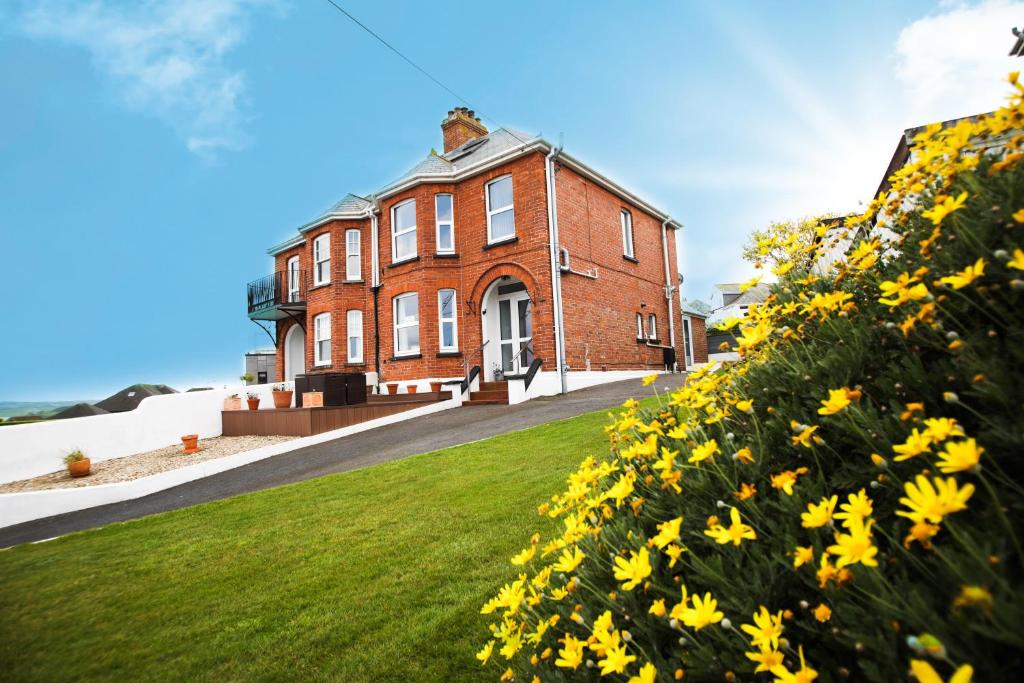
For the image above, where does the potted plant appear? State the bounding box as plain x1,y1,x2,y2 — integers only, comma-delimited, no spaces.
407,383,418,394
223,393,242,411
386,382,400,395
492,363,504,381
64,450,91,478
272,384,293,409
246,392,261,411
429,381,442,394
181,434,200,453
240,373,255,384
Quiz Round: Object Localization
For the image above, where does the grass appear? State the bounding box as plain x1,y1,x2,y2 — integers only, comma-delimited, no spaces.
0,397,654,682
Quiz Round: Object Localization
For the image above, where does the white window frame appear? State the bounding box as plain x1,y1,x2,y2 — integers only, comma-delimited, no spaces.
345,229,361,281
636,313,644,339
287,256,300,302
438,288,458,352
435,193,455,254
391,199,417,263
648,313,658,340
314,312,331,366
485,175,515,244
621,209,635,259
346,310,363,364
393,292,420,356
313,233,331,286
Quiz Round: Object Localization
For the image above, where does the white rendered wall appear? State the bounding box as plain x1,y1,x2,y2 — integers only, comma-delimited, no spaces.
0,382,291,485
507,370,677,405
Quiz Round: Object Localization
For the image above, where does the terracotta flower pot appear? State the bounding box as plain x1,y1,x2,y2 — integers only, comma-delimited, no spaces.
430,382,442,394
302,391,323,408
223,396,241,411
272,390,293,409
181,434,200,454
68,458,91,478
386,382,399,395
247,398,261,411
407,384,418,394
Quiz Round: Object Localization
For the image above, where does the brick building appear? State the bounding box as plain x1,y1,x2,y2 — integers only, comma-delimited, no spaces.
247,108,707,399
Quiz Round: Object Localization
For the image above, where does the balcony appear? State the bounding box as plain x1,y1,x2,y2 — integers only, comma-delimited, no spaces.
247,270,307,321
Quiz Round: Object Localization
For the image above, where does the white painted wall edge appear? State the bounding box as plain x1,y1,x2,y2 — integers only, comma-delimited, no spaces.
0,395,461,531
507,369,679,405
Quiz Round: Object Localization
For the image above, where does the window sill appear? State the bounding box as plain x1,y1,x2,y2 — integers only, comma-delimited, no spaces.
342,279,365,284
483,236,518,251
436,351,462,358
623,255,639,264
390,353,422,361
434,252,459,259
388,256,420,268
313,363,332,368
344,362,365,366
308,282,332,292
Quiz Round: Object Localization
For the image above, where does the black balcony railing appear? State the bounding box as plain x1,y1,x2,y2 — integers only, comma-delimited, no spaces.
247,270,306,315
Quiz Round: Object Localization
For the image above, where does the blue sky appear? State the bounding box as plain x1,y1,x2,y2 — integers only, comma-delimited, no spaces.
1,0,1019,401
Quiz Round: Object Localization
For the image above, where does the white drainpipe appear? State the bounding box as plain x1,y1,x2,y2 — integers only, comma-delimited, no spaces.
545,144,568,394
660,218,678,372
367,203,380,287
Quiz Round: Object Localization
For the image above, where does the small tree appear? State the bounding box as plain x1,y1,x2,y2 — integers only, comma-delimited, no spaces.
741,215,832,271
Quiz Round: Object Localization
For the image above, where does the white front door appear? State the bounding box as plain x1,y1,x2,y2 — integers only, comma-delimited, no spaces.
285,325,306,381
497,291,533,375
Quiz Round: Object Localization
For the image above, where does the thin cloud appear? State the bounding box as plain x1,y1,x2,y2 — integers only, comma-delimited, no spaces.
17,0,280,157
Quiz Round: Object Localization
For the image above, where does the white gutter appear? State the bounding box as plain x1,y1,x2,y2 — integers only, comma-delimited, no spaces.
545,144,568,395
660,218,678,371
365,202,380,287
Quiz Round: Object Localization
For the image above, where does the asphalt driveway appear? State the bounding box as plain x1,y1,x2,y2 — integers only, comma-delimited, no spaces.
0,376,670,547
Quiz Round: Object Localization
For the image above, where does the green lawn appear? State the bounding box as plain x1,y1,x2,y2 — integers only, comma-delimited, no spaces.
0,399,647,682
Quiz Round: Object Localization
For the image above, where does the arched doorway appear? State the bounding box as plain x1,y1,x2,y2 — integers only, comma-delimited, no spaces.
284,324,305,382
481,276,533,381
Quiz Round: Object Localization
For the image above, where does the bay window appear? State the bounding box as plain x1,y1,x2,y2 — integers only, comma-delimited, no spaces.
345,229,361,280
435,194,454,253
313,233,330,286
314,312,331,366
392,199,417,262
393,292,420,356
347,310,363,363
438,289,458,351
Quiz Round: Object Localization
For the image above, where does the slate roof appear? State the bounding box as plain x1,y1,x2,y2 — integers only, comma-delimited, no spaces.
52,403,110,420
94,384,178,413
728,283,771,307
680,299,712,318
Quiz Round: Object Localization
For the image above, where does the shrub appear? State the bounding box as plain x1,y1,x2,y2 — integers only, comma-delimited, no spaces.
63,450,86,465
479,76,1024,682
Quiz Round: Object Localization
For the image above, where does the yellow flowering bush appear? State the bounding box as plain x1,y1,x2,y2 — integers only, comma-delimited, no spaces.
477,74,1024,682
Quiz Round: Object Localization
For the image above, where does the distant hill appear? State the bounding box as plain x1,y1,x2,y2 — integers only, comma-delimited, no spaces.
0,401,96,419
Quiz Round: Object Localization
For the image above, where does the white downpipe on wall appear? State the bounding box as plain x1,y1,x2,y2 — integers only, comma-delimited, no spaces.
660,219,678,371
545,145,568,395
367,203,380,287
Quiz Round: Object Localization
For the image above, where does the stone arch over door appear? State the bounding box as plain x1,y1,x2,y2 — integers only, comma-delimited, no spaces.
466,262,543,312
283,323,306,382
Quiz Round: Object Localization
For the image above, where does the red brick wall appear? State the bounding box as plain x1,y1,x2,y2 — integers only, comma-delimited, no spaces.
268,150,686,383
554,164,684,371
688,316,708,364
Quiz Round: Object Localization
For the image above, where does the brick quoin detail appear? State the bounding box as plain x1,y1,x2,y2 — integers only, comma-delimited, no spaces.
266,122,688,384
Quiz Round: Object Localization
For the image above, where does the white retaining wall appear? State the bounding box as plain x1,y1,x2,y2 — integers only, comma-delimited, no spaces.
0,383,291,485
0,392,461,530
506,370,679,405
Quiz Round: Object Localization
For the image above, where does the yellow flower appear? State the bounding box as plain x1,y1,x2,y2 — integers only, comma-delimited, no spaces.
735,446,755,464
736,399,754,413
817,388,853,415
801,495,838,528
500,667,514,682
1008,248,1024,270
476,641,494,665
922,417,964,443
555,633,585,669
939,258,985,290
951,585,993,612
770,467,808,495
688,439,720,464
664,543,684,568
649,599,667,617
879,272,930,308
793,545,814,568
893,428,933,461
510,545,536,566
735,482,757,501
833,489,874,527
613,547,652,591
936,438,984,473
920,191,968,226
740,606,783,650
705,506,757,546
1014,209,1024,223
813,603,832,622
910,659,973,683
554,547,586,574
827,517,879,568
897,475,975,524
739,275,762,292
642,373,659,386
746,646,784,674
773,260,795,276
679,592,724,630
903,520,941,550
599,642,637,676
651,517,683,549
772,645,818,683
628,662,658,683
790,425,820,448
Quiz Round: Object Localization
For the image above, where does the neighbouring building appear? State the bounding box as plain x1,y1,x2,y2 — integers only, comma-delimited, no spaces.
679,300,710,370
247,107,705,396
707,282,771,327
243,350,276,385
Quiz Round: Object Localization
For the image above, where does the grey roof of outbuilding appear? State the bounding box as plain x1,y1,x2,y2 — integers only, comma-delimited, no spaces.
51,403,110,420
680,299,712,318
729,283,772,306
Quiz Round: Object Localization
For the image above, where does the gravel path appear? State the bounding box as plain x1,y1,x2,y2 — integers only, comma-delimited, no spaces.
0,436,296,493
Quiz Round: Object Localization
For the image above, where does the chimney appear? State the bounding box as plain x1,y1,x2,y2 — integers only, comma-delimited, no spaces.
441,107,488,153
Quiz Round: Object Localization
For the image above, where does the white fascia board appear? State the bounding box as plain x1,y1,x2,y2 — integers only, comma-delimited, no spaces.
267,234,305,256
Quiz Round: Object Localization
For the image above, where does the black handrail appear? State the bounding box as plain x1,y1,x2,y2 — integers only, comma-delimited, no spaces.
247,270,306,314
523,357,543,390
461,365,481,394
